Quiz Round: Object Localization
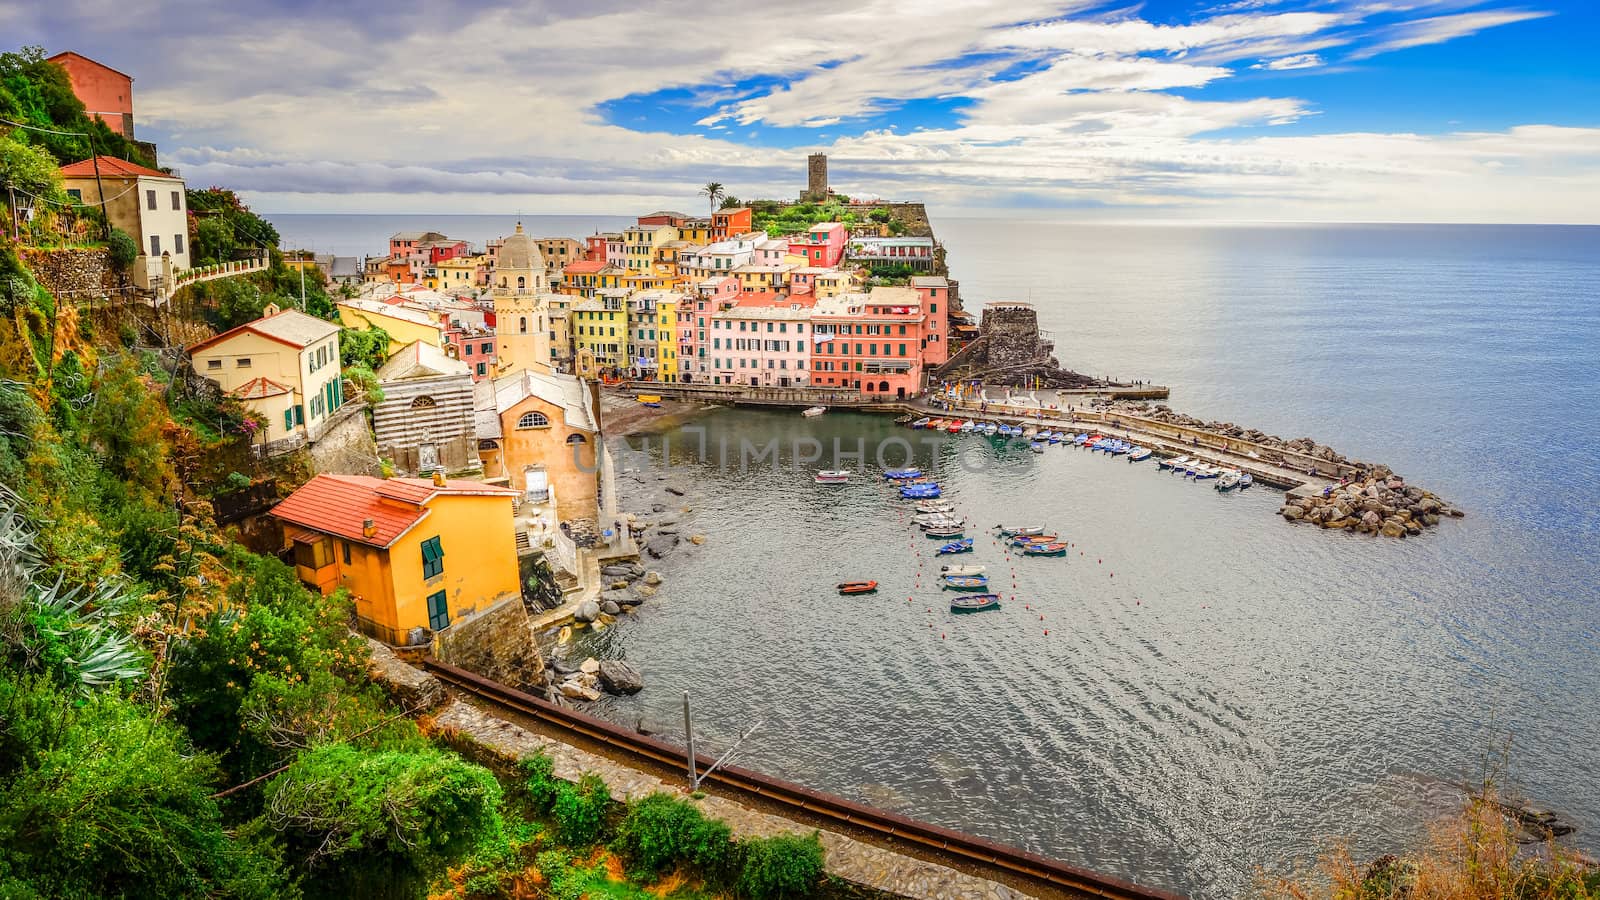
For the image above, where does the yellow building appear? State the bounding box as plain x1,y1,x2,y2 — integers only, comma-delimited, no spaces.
733,264,794,292
622,224,678,273
189,306,344,449
814,269,862,299
338,298,443,355
491,224,553,375
677,219,713,244
430,256,480,292
570,295,626,370
656,297,679,381
270,473,521,646
561,261,627,298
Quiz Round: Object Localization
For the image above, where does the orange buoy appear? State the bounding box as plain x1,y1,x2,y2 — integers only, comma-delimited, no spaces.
1044,629,1050,635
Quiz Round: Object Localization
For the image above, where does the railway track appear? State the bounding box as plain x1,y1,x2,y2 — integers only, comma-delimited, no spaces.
423,659,1183,900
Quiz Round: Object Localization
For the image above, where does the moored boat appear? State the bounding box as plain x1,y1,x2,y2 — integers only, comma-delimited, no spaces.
802,406,827,417
837,581,878,594
940,574,989,591
940,563,986,576
1158,455,1189,470
1238,473,1254,489
883,467,922,480
935,539,974,555
946,420,964,434
996,525,1045,536
1216,471,1242,491
1128,447,1152,462
951,593,1001,613
1009,533,1059,546
915,501,955,514
959,420,976,433
924,525,964,538
815,469,851,484
1023,542,1068,556
1073,433,1088,446
983,422,999,436
915,516,964,529
1029,441,1045,453
911,417,931,429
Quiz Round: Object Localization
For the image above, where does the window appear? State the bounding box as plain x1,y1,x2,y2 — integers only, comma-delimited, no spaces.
476,362,486,376
66,188,81,201
149,235,161,256
421,536,444,579
174,234,185,256
482,342,493,354
146,189,156,210
516,411,549,429
171,190,181,210
410,395,437,409
566,433,586,444
237,357,252,368
293,536,333,570
899,343,908,356
342,541,352,565
206,359,221,370
930,304,937,314
427,590,450,631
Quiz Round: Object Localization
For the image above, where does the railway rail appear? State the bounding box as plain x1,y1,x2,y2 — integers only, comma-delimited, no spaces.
423,659,1183,900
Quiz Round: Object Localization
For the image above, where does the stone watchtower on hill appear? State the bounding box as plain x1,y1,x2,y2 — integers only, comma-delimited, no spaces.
803,153,828,201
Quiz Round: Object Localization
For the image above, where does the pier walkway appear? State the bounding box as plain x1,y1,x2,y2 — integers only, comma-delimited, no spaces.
622,380,1168,409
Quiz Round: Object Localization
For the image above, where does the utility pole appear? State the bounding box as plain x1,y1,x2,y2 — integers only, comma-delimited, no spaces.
299,241,307,310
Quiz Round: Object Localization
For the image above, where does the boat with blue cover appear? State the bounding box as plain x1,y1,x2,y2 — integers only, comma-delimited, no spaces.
1238,473,1253,489
1023,542,1068,556
884,467,922,480
935,538,974,555
941,574,989,591
1127,447,1152,462
901,485,942,499
1029,441,1045,453
951,594,1001,613
911,417,931,429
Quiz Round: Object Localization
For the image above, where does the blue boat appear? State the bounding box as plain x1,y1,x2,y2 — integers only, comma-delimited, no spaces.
1045,432,1060,444
884,467,923,480
901,486,942,499
1238,473,1253,489
1073,433,1088,446
935,538,974,555
911,417,930,429
941,574,989,591
1029,441,1045,453
1127,447,1152,462
951,593,1001,614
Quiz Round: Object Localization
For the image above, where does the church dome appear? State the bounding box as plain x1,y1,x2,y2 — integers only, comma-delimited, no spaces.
498,222,545,273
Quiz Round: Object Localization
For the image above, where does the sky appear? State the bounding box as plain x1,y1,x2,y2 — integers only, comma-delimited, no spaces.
11,0,1600,222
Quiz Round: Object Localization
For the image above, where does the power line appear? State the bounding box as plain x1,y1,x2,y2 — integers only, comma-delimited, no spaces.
0,115,90,138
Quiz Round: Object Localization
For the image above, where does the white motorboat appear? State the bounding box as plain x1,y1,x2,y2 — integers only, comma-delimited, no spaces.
802,406,827,417
959,420,976,433
915,501,956,514
815,469,851,484
1159,455,1190,471
1215,471,1242,491
940,564,987,577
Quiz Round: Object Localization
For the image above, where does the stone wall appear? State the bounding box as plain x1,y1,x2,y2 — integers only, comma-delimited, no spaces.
306,403,382,476
980,304,1054,369
433,595,545,691
20,247,115,300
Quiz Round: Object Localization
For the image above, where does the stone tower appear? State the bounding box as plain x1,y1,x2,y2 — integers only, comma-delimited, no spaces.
492,222,552,374
805,152,828,201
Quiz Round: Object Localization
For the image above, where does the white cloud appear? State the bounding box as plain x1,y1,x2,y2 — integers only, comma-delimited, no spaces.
1347,9,1553,59
1252,53,1326,70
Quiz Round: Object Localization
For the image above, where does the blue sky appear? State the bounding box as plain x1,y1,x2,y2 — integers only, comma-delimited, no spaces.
10,0,1598,221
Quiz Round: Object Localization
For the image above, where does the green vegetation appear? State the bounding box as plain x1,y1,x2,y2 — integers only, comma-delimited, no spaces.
750,199,902,237
186,186,280,261
0,46,154,168
613,792,733,881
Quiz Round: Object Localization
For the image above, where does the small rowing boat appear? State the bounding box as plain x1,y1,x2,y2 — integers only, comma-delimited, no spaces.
1023,542,1067,556
900,484,942,498
1127,447,1152,462
935,539,974,555
915,515,964,529
803,406,826,417
837,581,878,595
815,470,851,484
1009,533,1058,546
911,417,931,429
1238,473,1254,489
924,525,964,538
1160,455,1190,471
946,420,964,434
940,563,986,576
1216,471,1241,491
1029,441,1045,453
951,593,1001,613
1073,433,1088,446
997,525,1045,536
915,501,955,514
983,422,999,436
941,574,989,591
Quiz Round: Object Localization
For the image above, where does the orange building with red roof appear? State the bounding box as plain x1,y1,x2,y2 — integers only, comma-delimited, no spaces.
271,472,522,645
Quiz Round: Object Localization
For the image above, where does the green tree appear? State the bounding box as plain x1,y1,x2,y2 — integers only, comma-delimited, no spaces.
339,326,391,371
700,182,725,216
0,133,63,204
194,215,238,265
735,832,825,900
265,744,503,896
720,195,742,209
106,226,138,270
85,354,174,496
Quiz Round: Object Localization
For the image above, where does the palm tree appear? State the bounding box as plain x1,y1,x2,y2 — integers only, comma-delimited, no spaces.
700,182,725,215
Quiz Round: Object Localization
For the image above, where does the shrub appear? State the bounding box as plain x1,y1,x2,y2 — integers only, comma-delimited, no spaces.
613,792,733,880
550,772,611,847
520,751,561,813
106,227,138,270
736,832,825,900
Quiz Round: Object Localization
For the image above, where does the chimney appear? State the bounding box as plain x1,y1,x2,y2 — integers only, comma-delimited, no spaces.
362,518,377,539
432,470,446,487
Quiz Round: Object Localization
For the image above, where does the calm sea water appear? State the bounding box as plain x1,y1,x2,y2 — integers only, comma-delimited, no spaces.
270,214,1600,896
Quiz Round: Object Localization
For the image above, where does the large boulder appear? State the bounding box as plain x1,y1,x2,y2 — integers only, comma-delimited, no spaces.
645,535,679,559
579,657,600,675
559,679,602,702
1281,505,1306,521
1380,521,1407,538
601,564,637,579
573,600,601,623
1360,510,1382,532
364,637,447,710
631,583,658,601
643,570,664,586
601,600,622,616
598,660,644,695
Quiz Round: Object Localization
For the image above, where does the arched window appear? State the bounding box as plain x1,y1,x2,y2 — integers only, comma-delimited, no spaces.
517,275,526,290
565,433,586,444
410,395,437,409
519,316,528,333
879,380,890,393
516,411,549,429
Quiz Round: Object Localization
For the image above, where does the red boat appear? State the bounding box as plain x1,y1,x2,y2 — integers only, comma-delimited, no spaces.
837,581,879,595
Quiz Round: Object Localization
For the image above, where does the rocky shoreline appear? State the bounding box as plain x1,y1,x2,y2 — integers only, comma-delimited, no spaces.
1097,398,1463,538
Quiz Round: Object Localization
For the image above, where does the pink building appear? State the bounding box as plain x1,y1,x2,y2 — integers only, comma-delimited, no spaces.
911,275,950,366
789,222,846,268
677,276,738,382
706,302,813,388
754,238,788,266
810,286,927,400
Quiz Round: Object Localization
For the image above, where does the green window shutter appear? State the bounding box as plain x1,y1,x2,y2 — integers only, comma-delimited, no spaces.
284,409,294,431
427,590,450,631
421,536,444,579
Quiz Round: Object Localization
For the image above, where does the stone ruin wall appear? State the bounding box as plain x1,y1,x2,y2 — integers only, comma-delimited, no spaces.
980,304,1053,368
19,247,116,300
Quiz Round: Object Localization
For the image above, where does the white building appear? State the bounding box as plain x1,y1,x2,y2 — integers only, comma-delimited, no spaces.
60,156,190,291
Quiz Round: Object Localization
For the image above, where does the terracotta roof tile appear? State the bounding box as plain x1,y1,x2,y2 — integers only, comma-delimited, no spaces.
270,473,517,548
59,155,173,180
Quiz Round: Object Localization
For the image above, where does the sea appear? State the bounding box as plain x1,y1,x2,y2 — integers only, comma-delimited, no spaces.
268,213,1600,897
